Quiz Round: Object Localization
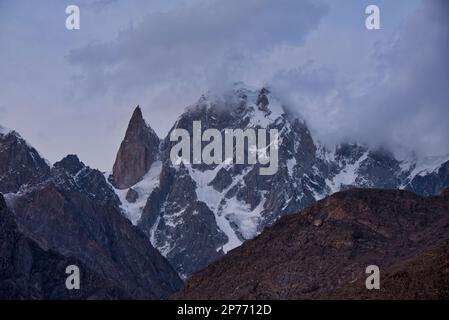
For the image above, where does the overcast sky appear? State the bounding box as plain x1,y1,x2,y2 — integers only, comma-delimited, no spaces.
1,0,447,170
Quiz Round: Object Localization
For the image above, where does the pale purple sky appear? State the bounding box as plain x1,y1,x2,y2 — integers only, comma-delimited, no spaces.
1,0,448,170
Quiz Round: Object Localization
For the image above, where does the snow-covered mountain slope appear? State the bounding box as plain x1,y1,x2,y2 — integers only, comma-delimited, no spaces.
110,161,162,225
401,154,449,196
111,85,449,278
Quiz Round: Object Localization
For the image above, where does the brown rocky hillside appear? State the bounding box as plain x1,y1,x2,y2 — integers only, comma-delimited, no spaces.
175,188,449,299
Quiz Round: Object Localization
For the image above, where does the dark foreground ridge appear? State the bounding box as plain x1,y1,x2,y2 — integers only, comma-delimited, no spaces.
329,241,449,299
0,194,125,299
0,129,182,299
175,188,449,299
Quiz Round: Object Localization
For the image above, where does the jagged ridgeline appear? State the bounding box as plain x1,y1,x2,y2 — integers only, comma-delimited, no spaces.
0,128,182,299
108,84,449,279
2,84,449,299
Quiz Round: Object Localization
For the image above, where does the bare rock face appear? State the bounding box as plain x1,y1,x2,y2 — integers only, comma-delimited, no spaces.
5,155,183,299
126,187,139,203
174,188,449,300
112,106,160,189
139,163,228,278
406,160,449,196
0,130,50,193
0,194,127,299
0,136,182,299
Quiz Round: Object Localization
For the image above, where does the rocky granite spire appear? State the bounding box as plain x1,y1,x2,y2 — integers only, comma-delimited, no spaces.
112,106,160,189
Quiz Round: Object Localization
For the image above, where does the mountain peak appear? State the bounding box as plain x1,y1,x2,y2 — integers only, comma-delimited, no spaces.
126,105,146,134
130,105,143,121
182,85,287,127
53,154,85,176
112,106,160,189
0,128,50,193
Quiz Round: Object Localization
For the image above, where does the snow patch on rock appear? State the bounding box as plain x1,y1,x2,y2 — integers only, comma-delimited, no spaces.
326,151,369,193
111,161,162,225
187,164,246,253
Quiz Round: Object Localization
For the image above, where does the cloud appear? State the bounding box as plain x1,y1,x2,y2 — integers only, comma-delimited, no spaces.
67,0,327,96
349,0,449,158
67,0,449,161
88,0,119,12
1,0,448,170
272,0,449,159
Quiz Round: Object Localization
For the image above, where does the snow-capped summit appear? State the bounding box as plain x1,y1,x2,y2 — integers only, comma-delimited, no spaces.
111,87,449,278
111,106,160,189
